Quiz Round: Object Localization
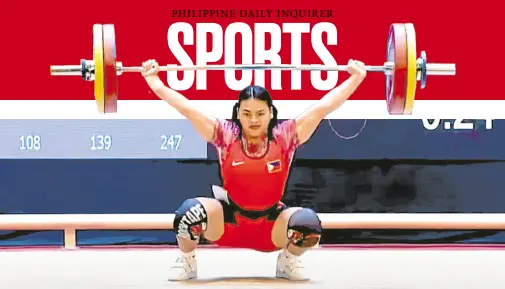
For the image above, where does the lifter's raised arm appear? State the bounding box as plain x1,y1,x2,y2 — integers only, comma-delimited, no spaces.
142,60,217,142
294,60,367,145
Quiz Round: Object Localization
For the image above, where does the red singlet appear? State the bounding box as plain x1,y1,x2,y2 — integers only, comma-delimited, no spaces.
212,119,300,211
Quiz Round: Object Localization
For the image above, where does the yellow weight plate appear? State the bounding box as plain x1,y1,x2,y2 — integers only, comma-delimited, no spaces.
404,23,417,114
93,24,105,114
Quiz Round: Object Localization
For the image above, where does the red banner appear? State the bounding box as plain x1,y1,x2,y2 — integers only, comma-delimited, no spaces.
1,0,500,103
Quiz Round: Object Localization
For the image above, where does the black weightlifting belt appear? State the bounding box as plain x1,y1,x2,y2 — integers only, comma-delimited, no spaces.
220,197,287,224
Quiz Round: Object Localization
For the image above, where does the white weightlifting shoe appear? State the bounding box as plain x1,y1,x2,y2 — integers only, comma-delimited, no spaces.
275,250,309,281
167,252,197,281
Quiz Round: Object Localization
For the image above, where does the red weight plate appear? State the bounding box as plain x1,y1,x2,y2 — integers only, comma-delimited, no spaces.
103,24,118,114
385,24,408,114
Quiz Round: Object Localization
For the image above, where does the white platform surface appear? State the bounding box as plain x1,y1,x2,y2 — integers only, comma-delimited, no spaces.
0,248,503,289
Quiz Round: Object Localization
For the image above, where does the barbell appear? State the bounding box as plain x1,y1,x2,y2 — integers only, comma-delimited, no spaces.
50,23,456,115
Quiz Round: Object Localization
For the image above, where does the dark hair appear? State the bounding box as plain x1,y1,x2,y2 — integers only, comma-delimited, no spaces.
231,85,278,140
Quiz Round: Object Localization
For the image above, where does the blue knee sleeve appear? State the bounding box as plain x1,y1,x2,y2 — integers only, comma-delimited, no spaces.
173,198,208,240
287,208,322,247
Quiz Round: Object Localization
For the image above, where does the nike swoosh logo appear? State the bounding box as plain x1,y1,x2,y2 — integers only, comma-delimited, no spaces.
232,161,245,166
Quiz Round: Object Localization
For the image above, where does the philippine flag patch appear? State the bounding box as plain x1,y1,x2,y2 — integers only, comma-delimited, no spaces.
267,160,282,173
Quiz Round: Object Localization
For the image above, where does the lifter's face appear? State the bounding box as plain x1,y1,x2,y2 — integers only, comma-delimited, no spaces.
237,99,273,139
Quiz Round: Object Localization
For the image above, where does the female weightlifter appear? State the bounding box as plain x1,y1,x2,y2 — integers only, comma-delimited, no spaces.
141,59,366,281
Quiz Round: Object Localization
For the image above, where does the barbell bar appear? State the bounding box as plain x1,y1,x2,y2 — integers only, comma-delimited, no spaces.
49,23,456,115
50,62,455,75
